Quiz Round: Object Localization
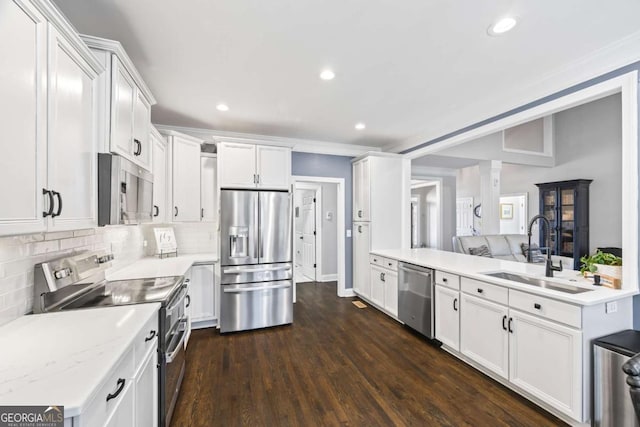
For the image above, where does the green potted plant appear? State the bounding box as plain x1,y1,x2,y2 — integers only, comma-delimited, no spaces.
580,250,622,279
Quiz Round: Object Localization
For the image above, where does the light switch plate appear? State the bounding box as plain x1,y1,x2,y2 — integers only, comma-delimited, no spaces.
346,229,352,237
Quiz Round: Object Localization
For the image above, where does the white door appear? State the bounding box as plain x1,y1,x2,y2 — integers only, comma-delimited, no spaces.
435,285,460,351
456,197,474,236
384,270,398,316
0,0,48,235
151,132,167,223
200,156,217,223
509,309,582,420
132,90,151,170
353,222,370,298
47,24,98,231
301,191,316,280
134,349,158,427
460,293,509,379
218,142,256,188
110,55,135,160
172,136,201,222
256,145,290,190
189,264,215,323
370,265,385,307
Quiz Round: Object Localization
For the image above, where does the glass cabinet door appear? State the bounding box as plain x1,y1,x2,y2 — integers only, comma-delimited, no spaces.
559,189,575,257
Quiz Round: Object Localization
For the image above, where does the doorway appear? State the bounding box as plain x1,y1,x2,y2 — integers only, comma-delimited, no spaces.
292,176,346,301
410,180,442,249
499,193,528,235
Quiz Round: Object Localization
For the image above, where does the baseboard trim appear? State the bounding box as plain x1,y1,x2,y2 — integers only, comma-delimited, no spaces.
319,274,338,282
339,288,356,298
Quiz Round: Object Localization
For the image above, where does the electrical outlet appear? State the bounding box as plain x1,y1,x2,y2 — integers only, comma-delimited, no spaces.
606,301,618,314
346,229,352,237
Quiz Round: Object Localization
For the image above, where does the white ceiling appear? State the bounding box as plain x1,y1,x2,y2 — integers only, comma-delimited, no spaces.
54,0,640,148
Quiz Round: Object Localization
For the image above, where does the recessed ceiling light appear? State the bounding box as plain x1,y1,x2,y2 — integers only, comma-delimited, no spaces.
216,103,229,112
355,122,366,130
320,69,335,80
488,17,517,36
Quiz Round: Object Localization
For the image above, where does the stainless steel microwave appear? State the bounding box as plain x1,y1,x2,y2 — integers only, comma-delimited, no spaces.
98,153,153,225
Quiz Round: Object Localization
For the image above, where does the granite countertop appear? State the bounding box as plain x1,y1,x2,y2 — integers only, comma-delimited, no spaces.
0,304,160,417
372,248,637,306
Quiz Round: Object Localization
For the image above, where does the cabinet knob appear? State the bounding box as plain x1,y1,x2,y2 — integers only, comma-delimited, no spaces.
534,303,542,310
442,277,448,282
477,288,483,294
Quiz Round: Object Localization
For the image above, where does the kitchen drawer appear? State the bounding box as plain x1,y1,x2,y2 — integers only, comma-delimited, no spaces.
509,289,581,328
436,271,460,290
382,258,398,271
134,310,159,372
81,347,135,427
461,277,508,305
369,254,384,267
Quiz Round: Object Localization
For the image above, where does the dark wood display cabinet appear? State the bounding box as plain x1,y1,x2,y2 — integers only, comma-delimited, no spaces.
535,179,592,270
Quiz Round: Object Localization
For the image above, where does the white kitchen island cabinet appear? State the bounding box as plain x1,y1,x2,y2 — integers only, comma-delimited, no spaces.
0,0,104,236
434,284,460,351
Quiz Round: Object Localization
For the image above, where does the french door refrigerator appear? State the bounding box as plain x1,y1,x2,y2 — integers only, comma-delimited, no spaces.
220,190,293,333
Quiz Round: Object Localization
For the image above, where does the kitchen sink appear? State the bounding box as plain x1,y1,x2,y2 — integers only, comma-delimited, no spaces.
483,271,592,294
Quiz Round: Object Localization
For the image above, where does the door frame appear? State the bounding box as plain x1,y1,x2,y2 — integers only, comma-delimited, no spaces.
292,176,347,300
410,178,443,249
294,182,322,282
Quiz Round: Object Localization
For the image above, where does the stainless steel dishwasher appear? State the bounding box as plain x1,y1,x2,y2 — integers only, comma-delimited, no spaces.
398,262,434,339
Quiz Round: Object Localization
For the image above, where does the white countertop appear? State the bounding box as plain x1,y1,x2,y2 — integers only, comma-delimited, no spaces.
106,253,218,281
0,304,160,417
372,248,637,306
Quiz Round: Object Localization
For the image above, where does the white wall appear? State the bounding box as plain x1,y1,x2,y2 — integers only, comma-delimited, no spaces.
456,165,482,232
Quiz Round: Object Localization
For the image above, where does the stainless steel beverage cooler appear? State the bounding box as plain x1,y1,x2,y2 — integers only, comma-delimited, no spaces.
593,330,640,427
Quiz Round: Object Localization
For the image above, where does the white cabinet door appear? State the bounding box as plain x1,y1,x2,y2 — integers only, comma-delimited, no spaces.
256,145,290,190
384,270,398,317
360,158,370,221
509,309,582,420
218,142,256,188
110,55,135,160
134,348,158,427
435,285,460,351
200,157,217,223
104,380,135,427
172,136,201,222
189,264,216,324
0,0,48,235
370,265,385,308
132,91,151,170
47,24,97,231
151,132,167,223
460,293,509,379
353,223,370,298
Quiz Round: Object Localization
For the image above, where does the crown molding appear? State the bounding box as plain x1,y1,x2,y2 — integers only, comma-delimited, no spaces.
31,0,104,73
81,34,157,105
157,128,204,144
153,124,381,157
388,29,640,154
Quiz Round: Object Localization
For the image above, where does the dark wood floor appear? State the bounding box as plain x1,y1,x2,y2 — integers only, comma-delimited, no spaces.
171,282,566,426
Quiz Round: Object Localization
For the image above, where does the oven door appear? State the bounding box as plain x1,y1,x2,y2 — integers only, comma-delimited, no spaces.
164,284,187,343
163,319,186,427
220,280,293,333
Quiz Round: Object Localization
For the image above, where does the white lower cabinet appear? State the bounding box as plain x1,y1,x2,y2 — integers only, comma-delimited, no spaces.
370,265,386,308
509,309,582,420
104,379,135,427
189,264,217,328
134,348,158,427
383,270,398,317
434,285,460,351
353,223,370,298
364,255,398,317
460,293,510,379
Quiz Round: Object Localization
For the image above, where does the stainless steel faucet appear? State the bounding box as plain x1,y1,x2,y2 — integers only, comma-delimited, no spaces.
527,214,563,277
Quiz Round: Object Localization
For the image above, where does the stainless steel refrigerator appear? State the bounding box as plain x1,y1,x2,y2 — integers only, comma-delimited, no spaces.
219,189,293,333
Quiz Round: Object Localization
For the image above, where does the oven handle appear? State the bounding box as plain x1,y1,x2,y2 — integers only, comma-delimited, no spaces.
223,283,292,293
167,285,188,312
223,265,292,274
166,324,187,363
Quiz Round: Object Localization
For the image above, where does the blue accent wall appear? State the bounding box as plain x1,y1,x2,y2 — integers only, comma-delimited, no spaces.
292,152,354,289
404,60,640,329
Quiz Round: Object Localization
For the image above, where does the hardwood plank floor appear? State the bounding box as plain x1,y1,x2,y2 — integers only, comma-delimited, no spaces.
171,282,566,427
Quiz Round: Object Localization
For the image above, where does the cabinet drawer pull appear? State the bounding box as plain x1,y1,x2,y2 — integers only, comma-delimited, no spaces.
453,298,458,311
174,206,178,217
502,315,507,331
43,189,54,217
358,210,362,218
201,208,204,219
508,317,514,333
52,191,62,218
534,303,542,310
477,288,483,294
144,330,157,342
153,205,159,217
106,378,125,402
186,294,191,308
134,139,142,155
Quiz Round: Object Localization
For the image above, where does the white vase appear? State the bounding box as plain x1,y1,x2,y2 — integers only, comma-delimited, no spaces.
594,264,622,279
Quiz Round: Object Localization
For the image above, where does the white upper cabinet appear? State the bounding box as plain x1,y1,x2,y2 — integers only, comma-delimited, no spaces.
169,133,202,222
0,0,103,236
0,0,48,235
151,127,167,223
47,24,99,231
218,142,290,190
256,145,291,189
353,158,370,221
82,36,156,171
200,156,217,223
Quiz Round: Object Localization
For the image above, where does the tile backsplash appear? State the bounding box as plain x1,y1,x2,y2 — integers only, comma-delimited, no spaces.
0,223,218,327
